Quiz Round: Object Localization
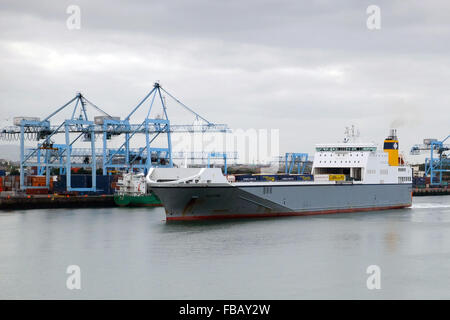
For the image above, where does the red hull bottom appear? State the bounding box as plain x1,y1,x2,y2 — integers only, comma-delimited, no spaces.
166,204,411,221
137,204,164,207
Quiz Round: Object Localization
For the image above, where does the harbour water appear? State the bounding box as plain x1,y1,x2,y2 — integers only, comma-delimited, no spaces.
1,195,450,299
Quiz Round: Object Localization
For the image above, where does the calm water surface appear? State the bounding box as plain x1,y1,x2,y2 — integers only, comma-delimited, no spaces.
1,195,450,299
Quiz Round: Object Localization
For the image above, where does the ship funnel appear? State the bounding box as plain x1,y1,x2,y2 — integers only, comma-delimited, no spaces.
384,128,399,166
388,128,398,140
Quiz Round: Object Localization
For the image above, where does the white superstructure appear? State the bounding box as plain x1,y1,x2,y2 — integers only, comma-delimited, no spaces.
313,142,411,184
117,172,147,195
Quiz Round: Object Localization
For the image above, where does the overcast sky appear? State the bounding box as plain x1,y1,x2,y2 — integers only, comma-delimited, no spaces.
1,0,449,163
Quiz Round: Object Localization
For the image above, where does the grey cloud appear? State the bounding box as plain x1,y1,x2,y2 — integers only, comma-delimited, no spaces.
0,0,449,160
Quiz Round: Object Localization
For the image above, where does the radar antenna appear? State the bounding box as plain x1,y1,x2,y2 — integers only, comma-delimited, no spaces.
343,125,359,143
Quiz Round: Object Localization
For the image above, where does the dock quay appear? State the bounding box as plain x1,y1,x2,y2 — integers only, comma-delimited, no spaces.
0,194,115,211
413,187,450,196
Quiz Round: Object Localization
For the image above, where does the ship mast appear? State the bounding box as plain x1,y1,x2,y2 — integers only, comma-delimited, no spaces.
343,125,360,143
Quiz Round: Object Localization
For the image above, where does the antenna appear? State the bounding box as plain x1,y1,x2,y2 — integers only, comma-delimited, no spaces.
343,126,350,143
343,125,360,143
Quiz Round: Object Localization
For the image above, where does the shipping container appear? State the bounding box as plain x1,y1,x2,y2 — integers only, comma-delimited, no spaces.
235,175,259,182
329,174,346,181
31,176,47,186
259,175,277,182
26,188,49,195
413,176,426,186
3,178,11,187
234,174,314,182
276,175,297,181
313,174,329,181
52,175,116,194
96,175,115,194
297,174,314,181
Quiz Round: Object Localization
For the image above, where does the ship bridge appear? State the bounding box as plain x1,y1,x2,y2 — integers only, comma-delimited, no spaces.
312,143,380,182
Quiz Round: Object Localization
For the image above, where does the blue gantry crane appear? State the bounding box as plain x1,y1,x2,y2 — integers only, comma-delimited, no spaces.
284,153,309,174
16,92,107,192
207,152,230,175
410,135,450,185
102,82,228,174
0,83,231,192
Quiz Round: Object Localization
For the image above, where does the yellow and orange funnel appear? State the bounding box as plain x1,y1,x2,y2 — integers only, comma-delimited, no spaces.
384,129,399,166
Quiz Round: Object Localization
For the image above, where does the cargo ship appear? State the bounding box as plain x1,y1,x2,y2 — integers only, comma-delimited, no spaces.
147,129,413,220
114,172,162,207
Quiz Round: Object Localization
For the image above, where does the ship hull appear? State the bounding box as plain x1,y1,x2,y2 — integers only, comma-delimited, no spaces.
114,193,162,207
151,183,412,221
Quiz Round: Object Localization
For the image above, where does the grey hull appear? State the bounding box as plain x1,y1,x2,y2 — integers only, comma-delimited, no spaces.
151,183,413,220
